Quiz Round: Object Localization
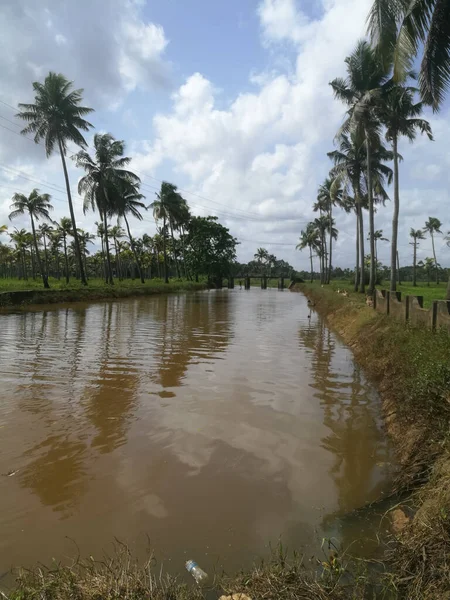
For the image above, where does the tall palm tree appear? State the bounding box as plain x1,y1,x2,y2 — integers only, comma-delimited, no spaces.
328,132,392,292
38,222,53,279
254,247,269,274
9,228,29,280
17,72,93,285
410,228,426,286
109,224,125,280
78,230,95,280
49,230,63,280
150,182,181,284
424,217,442,284
367,0,450,110
116,183,147,284
9,189,53,288
142,234,154,279
75,133,140,285
296,223,321,283
369,229,389,266
330,40,391,294
58,217,73,284
377,83,433,291
316,177,344,283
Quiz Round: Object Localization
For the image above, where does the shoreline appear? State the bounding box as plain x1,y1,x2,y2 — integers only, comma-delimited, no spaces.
0,280,208,310
294,283,450,598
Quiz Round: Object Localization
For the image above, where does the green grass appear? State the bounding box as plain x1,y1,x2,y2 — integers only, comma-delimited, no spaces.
310,279,448,308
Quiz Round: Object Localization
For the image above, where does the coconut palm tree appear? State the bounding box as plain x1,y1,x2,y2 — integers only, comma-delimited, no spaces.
424,217,443,284
297,223,321,283
58,217,73,284
410,228,426,286
368,229,389,266
316,177,344,283
254,247,269,274
38,222,53,279
419,257,436,287
330,40,392,294
49,230,63,280
75,133,140,285
367,0,450,110
116,183,147,284
109,224,125,280
17,72,93,285
376,83,433,291
328,132,392,292
78,230,95,280
9,189,53,288
150,182,181,284
9,228,29,280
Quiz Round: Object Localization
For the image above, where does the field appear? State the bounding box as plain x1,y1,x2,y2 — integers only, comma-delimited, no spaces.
314,279,449,308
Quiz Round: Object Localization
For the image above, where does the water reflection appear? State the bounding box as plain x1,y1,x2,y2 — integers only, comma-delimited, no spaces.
0,291,392,575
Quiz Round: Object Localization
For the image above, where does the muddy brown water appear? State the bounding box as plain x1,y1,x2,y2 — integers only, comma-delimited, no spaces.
0,290,393,580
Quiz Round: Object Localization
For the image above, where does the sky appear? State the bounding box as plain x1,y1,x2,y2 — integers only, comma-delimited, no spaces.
0,0,449,270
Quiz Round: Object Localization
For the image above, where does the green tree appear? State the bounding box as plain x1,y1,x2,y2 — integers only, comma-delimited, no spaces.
410,228,426,286
296,223,321,283
377,83,432,291
17,72,93,286
58,217,73,283
116,183,147,284
150,182,182,284
185,216,237,283
367,0,450,109
76,133,140,285
424,217,442,284
254,247,269,274
9,189,53,288
331,40,391,294
316,177,344,283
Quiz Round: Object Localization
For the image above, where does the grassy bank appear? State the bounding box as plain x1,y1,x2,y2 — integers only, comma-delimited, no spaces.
320,279,447,308
296,282,450,598
0,278,207,308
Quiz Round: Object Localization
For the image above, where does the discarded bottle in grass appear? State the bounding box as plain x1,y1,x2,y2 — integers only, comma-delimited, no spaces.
185,559,208,584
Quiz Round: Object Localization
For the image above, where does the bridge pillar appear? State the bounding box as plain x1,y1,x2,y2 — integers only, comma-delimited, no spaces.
278,277,284,290
245,276,251,290
261,275,267,289
228,277,234,289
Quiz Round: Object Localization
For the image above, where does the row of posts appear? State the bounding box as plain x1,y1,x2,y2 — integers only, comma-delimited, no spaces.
221,276,285,290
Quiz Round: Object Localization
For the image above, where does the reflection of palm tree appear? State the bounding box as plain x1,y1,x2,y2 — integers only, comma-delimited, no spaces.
298,316,389,516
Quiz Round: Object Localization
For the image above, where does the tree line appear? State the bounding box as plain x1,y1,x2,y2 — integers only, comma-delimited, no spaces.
296,0,450,300
0,74,237,287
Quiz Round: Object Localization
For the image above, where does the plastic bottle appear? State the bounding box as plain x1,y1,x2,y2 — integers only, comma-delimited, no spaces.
185,559,208,584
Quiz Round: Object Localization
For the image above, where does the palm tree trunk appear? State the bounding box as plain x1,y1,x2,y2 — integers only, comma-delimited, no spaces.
446,273,450,300
30,246,36,280
180,227,189,280
366,132,375,295
113,238,121,280
397,251,401,285
58,138,87,286
30,214,49,289
431,232,439,284
22,250,27,281
163,213,168,284
390,135,400,292
358,201,365,294
355,210,359,292
102,211,114,285
309,245,313,283
124,215,144,284
63,235,69,284
413,239,417,286
170,221,181,278
328,206,333,284
43,234,49,278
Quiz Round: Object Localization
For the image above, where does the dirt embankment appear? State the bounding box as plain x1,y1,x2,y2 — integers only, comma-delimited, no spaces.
296,283,450,598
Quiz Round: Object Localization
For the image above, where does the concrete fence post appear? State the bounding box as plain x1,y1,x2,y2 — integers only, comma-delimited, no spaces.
432,301,438,331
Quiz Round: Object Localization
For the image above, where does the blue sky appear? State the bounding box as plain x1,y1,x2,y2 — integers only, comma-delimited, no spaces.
0,0,449,270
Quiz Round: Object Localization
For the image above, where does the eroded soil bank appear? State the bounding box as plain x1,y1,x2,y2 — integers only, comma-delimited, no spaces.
295,283,450,599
